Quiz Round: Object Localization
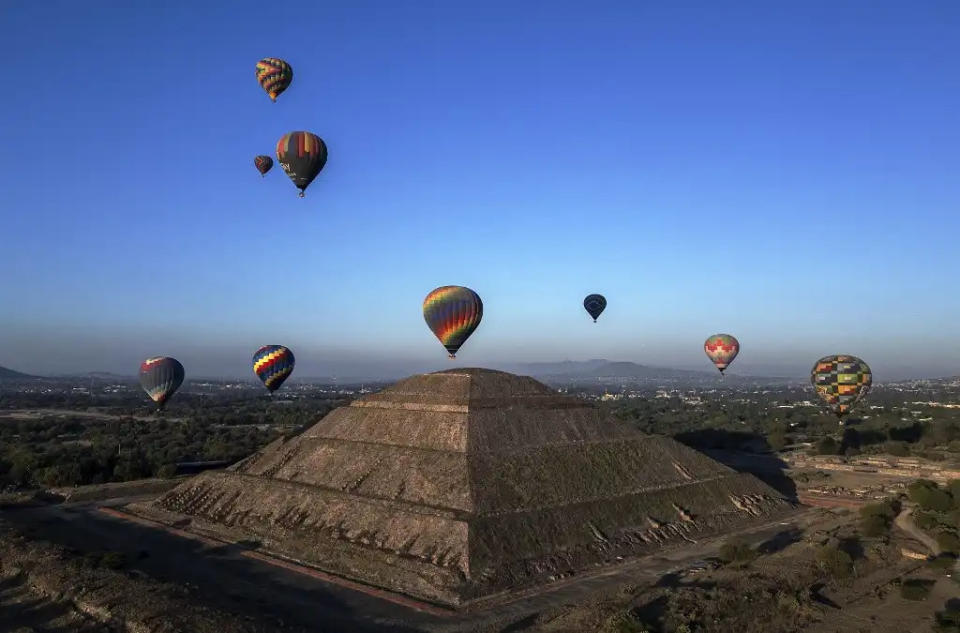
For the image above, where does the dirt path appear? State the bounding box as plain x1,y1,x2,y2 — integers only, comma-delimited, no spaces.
894,507,940,555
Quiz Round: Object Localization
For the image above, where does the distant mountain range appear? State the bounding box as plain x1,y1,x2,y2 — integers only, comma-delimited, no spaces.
507,359,715,379
493,360,806,387
2,360,955,387
0,365,40,380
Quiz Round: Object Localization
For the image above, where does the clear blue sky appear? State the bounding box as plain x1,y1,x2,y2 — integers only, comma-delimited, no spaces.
1,1,959,380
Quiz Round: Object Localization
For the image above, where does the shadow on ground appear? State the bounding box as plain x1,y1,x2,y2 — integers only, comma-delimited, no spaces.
674,430,798,500
756,527,804,555
2,505,428,633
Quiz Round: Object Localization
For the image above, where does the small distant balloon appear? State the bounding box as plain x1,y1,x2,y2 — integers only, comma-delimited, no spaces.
252,345,295,392
254,155,273,176
139,357,184,410
423,286,483,359
276,131,327,198
583,294,607,322
255,58,293,102
704,334,740,375
811,354,872,420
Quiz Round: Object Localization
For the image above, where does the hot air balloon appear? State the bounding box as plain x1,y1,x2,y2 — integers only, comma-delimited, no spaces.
255,58,293,102
139,357,184,410
704,334,740,375
252,345,295,393
276,131,327,198
583,294,607,322
811,355,872,420
254,155,273,176
423,286,483,359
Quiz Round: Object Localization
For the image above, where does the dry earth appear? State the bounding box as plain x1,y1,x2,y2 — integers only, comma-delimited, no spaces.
489,508,959,633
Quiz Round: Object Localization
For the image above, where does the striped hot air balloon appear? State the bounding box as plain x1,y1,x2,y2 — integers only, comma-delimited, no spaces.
254,155,273,176
704,334,740,375
276,131,327,197
811,355,872,420
252,345,295,393
139,357,184,410
255,58,293,102
423,286,483,359
583,294,607,322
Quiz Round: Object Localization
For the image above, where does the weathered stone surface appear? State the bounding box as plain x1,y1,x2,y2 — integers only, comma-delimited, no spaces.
140,368,794,606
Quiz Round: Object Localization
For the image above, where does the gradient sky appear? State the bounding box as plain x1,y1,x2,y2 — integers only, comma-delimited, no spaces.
2,1,959,380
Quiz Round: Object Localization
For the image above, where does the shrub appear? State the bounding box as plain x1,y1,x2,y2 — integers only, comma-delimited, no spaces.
860,514,890,538
816,546,853,579
816,437,840,455
948,479,960,503
599,611,650,633
155,463,178,479
860,499,899,521
948,510,960,529
767,429,788,452
929,554,958,571
916,511,941,531
910,485,954,513
899,578,934,601
886,441,910,456
937,531,960,554
99,551,127,570
719,539,757,566
935,600,960,632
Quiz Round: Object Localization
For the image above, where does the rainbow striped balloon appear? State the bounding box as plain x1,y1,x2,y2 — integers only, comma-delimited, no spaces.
139,357,184,410
255,57,293,102
252,345,295,392
704,334,740,374
423,286,483,359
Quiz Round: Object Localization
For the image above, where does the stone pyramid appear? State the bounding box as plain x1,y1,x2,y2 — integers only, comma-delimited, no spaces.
137,369,793,607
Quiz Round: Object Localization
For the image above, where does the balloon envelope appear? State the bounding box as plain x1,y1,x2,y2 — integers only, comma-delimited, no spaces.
254,155,273,176
583,294,607,322
276,131,327,197
811,354,872,419
423,286,483,358
704,334,740,374
252,345,295,392
139,357,184,409
255,58,293,102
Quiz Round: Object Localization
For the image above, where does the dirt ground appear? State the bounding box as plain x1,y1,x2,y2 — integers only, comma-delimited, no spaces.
496,508,958,633
2,473,958,633
0,566,107,632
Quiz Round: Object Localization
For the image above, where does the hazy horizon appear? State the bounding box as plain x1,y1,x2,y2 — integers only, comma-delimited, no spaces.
2,2,958,383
